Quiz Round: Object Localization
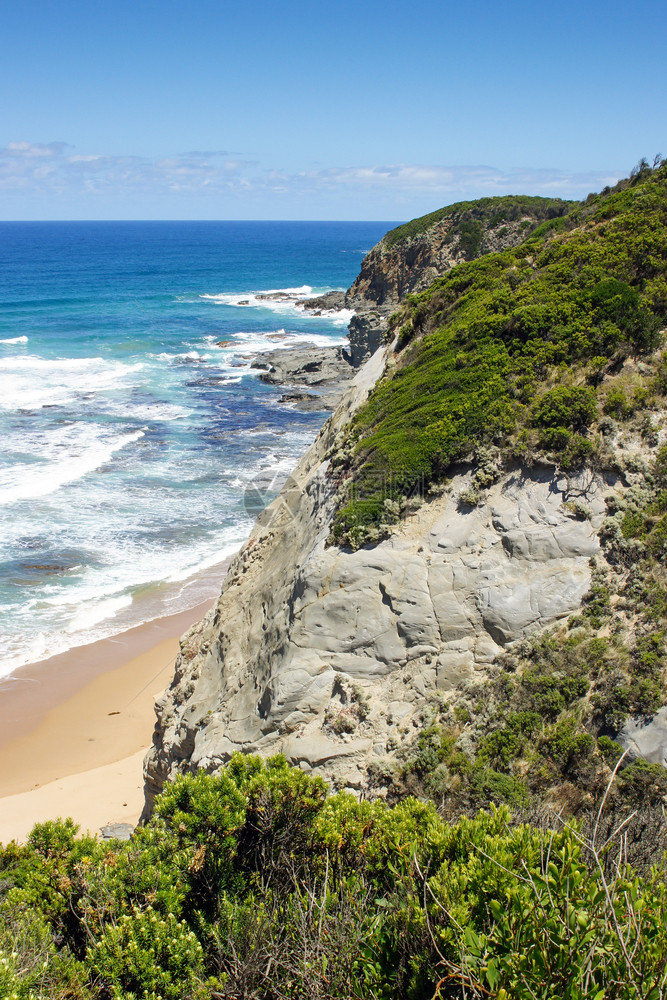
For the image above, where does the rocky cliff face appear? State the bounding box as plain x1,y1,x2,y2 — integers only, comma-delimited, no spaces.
344,197,572,364
143,341,612,814
143,171,667,819
347,216,527,309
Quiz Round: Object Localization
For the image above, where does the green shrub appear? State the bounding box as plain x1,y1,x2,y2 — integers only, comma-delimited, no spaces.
87,906,205,1000
597,735,624,765
434,808,667,998
539,717,595,766
3,757,667,1000
603,386,630,417
617,758,667,805
458,218,484,259
533,386,597,430
150,769,247,915
654,444,667,487
383,195,573,247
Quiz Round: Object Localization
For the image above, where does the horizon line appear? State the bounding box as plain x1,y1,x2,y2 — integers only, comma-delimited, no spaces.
0,218,402,224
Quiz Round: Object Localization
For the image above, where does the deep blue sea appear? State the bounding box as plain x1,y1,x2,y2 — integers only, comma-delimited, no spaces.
0,221,393,677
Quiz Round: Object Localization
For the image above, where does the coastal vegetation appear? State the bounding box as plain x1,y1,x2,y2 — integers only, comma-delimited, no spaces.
2,755,667,999
382,194,573,251
330,159,667,547
328,156,667,863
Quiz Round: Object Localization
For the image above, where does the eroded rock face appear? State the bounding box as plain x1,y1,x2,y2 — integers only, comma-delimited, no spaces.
253,344,355,411
344,216,542,365
142,347,609,815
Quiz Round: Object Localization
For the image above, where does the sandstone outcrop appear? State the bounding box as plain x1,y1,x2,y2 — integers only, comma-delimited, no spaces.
618,710,667,768
343,206,570,364
143,341,611,814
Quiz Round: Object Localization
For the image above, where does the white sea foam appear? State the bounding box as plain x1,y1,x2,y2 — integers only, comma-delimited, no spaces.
0,427,145,504
201,284,312,308
152,350,204,362
0,355,144,411
228,329,347,352
204,329,287,344
0,415,310,677
125,402,192,421
0,525,249,679
199,285,355,328
98,397,193,422
0,335,29,344
64,594,133,633
31,520,247,615
199,285,350,324
0,635,51,680
330,309,355,326
162,541,243,584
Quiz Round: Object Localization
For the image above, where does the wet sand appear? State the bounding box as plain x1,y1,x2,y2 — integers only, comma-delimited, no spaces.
0,596,218,844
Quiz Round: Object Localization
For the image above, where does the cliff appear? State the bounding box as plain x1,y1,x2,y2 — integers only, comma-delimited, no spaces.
344,194,573,364
144,162,667,818
143,343,609,812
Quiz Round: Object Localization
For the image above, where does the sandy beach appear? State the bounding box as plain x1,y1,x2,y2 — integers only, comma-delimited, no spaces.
0,596,219,845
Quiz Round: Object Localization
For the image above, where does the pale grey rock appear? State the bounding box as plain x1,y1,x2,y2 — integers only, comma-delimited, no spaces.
252,345,355,412
100,823,134,841
255,345,353,388
618,710,667,767
142,352,610,814
283,733,372,767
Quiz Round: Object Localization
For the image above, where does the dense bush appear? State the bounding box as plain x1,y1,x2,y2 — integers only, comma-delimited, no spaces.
533,386,597,430
2,759,667,998
87,908,205,1000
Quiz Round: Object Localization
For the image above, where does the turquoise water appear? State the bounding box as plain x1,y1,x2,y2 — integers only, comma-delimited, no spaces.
0,221,392,677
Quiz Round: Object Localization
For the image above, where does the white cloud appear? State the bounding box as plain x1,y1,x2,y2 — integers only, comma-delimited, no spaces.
298,163,621,199
4,141,70,158
0,142,256,195
0,140,624,215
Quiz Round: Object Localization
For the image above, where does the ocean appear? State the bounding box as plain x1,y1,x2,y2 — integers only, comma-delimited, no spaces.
0,220,393,679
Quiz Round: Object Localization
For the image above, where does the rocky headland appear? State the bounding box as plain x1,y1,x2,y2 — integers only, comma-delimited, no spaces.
254,198,575,409
144,170,667,820
143,349,611,811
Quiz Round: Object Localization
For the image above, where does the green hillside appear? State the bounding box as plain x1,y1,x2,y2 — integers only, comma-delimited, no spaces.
332,161,667,545
329,159,667,828
383,193,574,252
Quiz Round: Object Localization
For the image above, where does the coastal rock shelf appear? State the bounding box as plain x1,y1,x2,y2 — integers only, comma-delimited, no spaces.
253,343,355,412
142,342,609,809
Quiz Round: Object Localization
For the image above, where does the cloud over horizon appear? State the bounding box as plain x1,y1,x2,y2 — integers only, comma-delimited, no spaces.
0,141,623,219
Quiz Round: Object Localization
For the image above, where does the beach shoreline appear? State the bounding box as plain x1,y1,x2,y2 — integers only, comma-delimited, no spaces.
0,575,229,844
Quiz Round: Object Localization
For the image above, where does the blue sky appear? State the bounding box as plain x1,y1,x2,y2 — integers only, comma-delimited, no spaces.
1,0,665,220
